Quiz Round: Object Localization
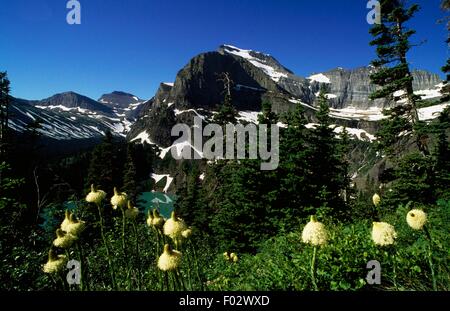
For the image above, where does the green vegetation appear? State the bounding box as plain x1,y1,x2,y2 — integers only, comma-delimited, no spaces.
0,1,449,291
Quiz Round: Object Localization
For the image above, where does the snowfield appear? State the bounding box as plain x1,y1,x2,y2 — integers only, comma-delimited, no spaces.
308,73,331,84
151,173,174,193
222,45,288,82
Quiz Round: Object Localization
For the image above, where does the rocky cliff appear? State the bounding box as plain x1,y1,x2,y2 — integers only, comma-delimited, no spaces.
127,45,444,148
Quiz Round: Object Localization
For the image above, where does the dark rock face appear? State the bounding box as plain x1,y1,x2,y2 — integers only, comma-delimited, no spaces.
99,91,146,119
37,92,114,114
127,45,443,146
309,67,442,109
99,91,141,109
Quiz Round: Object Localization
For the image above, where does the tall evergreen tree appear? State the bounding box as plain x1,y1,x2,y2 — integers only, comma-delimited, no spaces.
338,127,354,206
258,100,278,124
86,131,123,195
213,72,238,125
432,107,450,199
308,90,348,217
123,144,138,202
277,99,313,227
175,162,206,227
369,1,428,154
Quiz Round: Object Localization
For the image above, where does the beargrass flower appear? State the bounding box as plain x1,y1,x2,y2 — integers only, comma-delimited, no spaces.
406,209,427,230
66,213,86,236
230,252,238,263
111,187,127,210
163,211,187,239
372,222,397,246
53,229,76,249
61,210,71,233
223,252,230,261
301,216,328,246
125,201,139,219
146,213,154,227
151,209,165,229
372,193,381,207
43,249,67,274
86,184,106,205
157,244,182,271
181,228,192,239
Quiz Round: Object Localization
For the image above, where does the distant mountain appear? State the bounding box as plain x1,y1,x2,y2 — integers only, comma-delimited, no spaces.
127,44,446,149
8,90,147,140
36,91,114,114
7,45,446,149
9,97,117,140
99,91,142,108
99,91,146,119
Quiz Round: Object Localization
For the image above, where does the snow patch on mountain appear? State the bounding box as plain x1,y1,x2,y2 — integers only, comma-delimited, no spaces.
237,111,260,124
308,73,331,84
305,123,376,142
130,131,153,144
222,45,288,82
419,103,450,121
151,173,174,193
159,141,204,160
173,108,207,120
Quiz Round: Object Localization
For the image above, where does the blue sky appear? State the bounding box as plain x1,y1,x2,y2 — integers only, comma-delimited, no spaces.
0,0,447,100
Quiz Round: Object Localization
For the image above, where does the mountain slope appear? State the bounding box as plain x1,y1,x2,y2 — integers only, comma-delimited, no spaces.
9,90,146,140
128,44,447,150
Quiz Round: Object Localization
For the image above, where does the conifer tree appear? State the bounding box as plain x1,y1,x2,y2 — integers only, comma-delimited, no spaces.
123,144,138,202
338,127,354,207
258,100,278,125
369,1,428,154
86,131,122,195
213,72,238,125
308,90,347,216
432,107,450,198
277,99,311,225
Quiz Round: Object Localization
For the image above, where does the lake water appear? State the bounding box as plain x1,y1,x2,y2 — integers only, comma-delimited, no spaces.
137,192,176,219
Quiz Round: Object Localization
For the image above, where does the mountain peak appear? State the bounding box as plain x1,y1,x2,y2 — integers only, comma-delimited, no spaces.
98,91,142,109
218,44,293,82
38,91,113,114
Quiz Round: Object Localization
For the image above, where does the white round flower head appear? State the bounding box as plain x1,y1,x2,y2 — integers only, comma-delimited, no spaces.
301,216,328,246
151,209,165,229
372,222,397,246
125,201,139,219
372,193,381,207
43,250,67,274
111,187,128,210
230,252,238,263
86,184,106,205
223,252,230,261
66,214,86,237
61,210,71,232
163,211,187,239
53,229,76,249
146,213,154,227
157,244,182,271
406,209,427,230
182,228,192,239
